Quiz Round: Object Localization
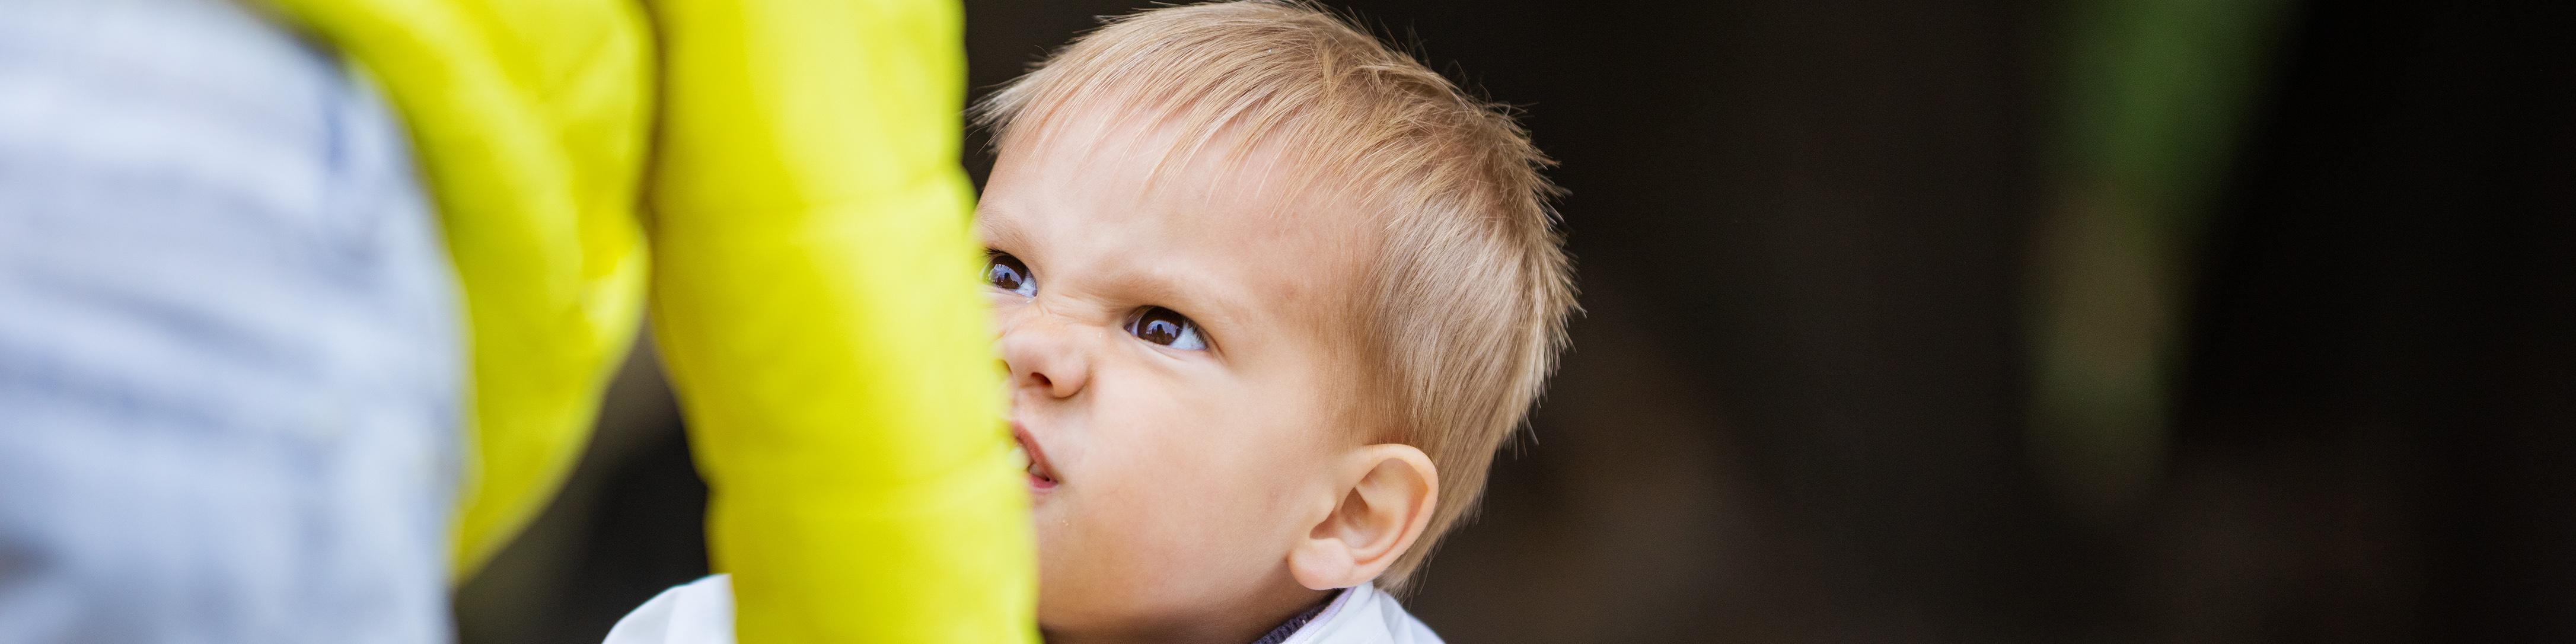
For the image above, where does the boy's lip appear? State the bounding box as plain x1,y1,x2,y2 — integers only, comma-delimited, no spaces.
1013,421,1059,492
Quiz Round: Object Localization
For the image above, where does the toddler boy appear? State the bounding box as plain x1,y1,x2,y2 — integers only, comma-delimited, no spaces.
608,2,1570,642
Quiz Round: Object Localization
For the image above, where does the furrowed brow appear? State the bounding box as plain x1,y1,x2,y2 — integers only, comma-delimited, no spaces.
1097,261,1250,350
974,202,1031,253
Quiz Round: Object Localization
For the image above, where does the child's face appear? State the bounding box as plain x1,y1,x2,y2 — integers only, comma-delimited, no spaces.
977,114,1373,639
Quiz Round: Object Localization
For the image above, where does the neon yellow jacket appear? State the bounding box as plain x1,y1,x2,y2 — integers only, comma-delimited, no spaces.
254,1,1034,641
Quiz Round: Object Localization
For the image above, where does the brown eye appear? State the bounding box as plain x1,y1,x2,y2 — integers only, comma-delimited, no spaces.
1127,307,1206,350
984,251,1035,297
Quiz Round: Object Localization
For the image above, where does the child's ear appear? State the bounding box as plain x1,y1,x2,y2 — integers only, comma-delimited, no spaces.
1289,445,1438,591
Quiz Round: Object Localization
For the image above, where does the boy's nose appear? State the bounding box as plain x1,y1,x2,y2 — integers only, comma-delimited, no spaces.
997,310,1091,400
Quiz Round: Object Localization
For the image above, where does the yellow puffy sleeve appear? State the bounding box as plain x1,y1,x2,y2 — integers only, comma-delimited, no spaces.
645,1,1039,642
256,0,1033,639
249,0,658,577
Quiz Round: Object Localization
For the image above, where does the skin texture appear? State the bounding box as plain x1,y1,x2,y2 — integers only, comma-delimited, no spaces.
977,109,1440,644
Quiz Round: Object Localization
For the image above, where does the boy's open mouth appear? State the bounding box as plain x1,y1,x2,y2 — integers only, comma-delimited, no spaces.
1013,422,1059,491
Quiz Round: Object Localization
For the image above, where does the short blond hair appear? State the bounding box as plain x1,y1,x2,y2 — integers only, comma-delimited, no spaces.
974,0,1573,594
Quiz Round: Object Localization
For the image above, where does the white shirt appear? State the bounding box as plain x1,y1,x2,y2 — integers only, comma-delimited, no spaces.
602,575,1444,644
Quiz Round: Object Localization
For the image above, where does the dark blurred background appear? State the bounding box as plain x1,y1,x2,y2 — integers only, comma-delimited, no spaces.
453,1,2576,642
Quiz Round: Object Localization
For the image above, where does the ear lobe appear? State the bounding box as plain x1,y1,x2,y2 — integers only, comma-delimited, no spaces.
1289,445,1438,591
1289,531,1356,591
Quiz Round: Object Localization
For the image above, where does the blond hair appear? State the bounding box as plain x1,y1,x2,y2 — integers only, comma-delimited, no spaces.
974,0,1573,594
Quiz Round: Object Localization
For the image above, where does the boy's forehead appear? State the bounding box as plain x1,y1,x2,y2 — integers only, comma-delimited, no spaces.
997,101,1363,240
1013,100,1282,192
986,104,1381,339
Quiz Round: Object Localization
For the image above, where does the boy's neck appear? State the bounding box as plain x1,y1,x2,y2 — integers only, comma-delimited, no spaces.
1248,587,1344,644
1044,585,1336,644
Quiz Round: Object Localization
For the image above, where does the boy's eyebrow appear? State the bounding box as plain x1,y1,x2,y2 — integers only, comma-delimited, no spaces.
977,199,1260,349
1093,252,1252,347
973,202,1028,251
